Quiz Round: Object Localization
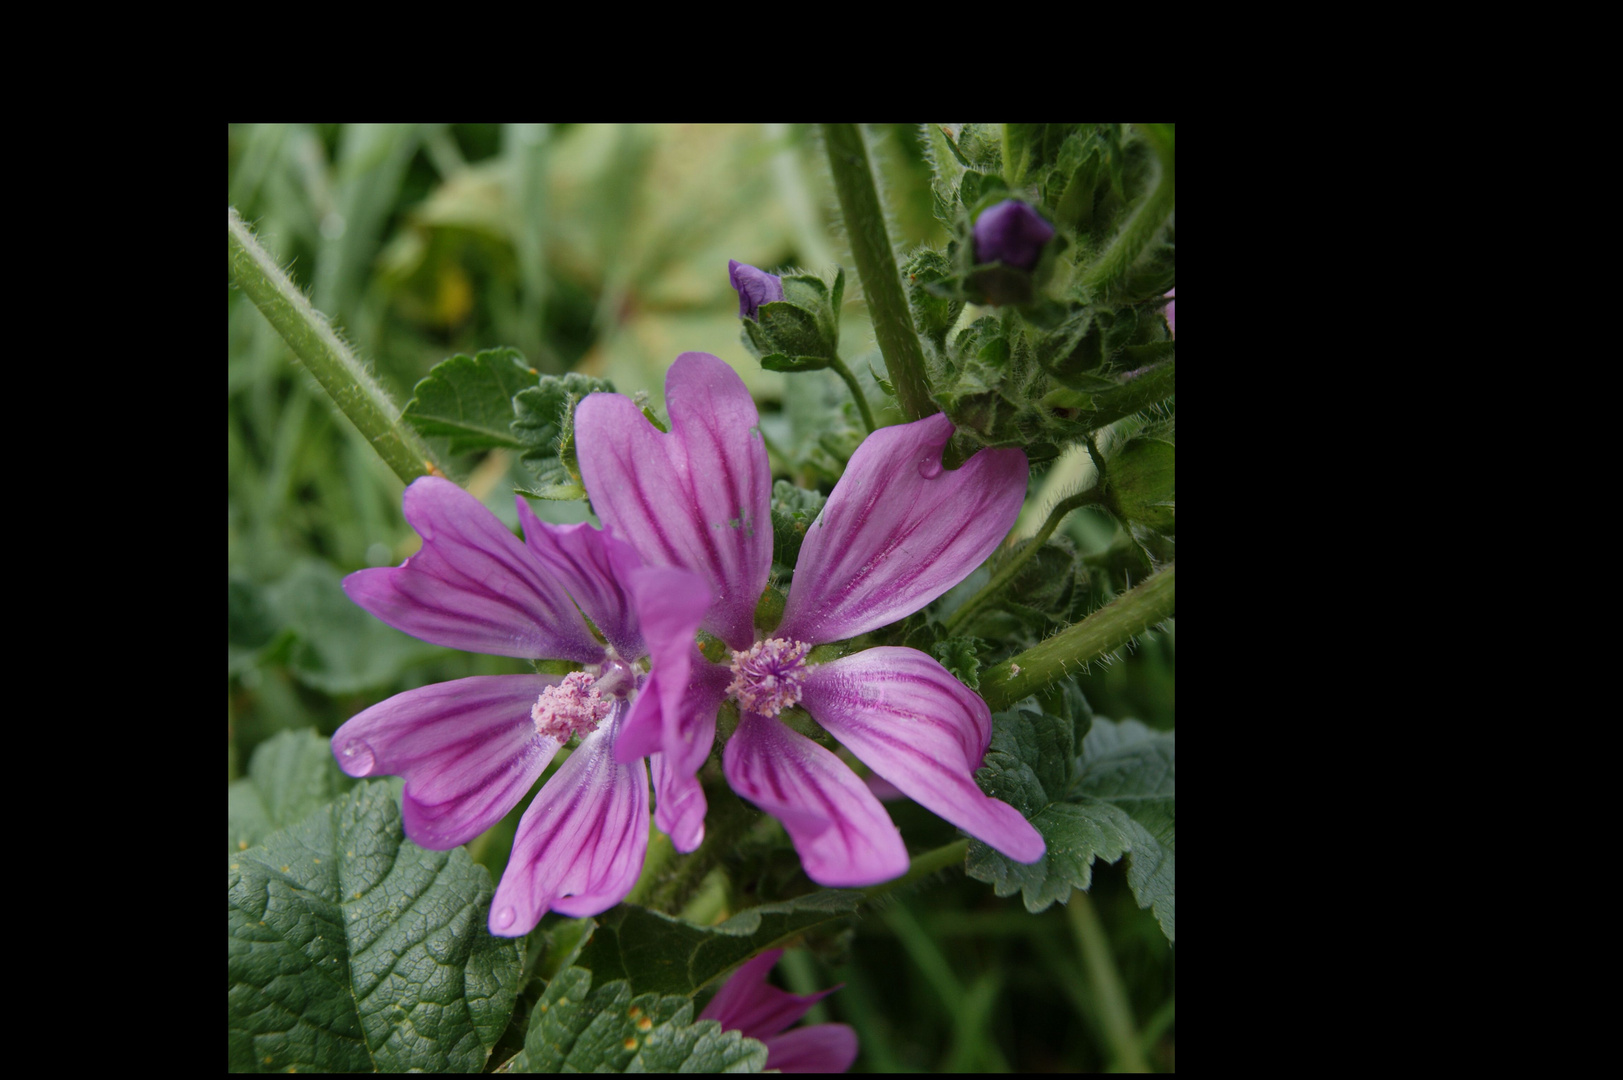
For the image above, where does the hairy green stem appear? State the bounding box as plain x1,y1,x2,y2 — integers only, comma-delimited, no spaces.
861,838,970,901
946,487,1104,634
1066,888,1149,1072
821,124,936,420
228,206,439,485
828,353,878,433
1078,124,1175,300
980,562,1175,712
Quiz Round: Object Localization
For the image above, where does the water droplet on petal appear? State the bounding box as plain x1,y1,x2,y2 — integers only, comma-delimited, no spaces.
494,906,517,930
341,739,376,775
918,457,943,479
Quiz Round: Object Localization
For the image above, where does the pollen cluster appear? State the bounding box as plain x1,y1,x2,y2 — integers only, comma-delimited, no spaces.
531,671,613,741
727,637,813,717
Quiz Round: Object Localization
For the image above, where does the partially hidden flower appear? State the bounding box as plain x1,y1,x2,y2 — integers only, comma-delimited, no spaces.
330,476,712,937
729,259,784,319
972,199,1055,271
1165,287,1176,337
700,949,858,1073
578,353,1045,887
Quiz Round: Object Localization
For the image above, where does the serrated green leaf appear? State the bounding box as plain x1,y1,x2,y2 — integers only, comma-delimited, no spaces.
501,966,766,1073
930,636,987,690
967,713,1174,940
228,780,522,1072
510,372,616,498
769,480,826,570
403,348,536,453
574,891,863,998
266,559,443,694
228,729,355,854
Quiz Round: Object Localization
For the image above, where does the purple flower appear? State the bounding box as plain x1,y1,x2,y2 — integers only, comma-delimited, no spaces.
728,259,784,319
330,476,713,937
700,949,858,1073
972,199,1055,271
1165,287,1176,337
578,354,1045,887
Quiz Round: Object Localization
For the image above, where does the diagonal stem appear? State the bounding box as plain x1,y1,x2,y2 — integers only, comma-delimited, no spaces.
228,206,441,485
946,487,1103,634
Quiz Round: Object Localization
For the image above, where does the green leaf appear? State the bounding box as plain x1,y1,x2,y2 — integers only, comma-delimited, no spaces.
403,347,536,453
967,710,1175,941
510,372,616,498
228,729,354,854
769,480,826,571
266,559,443,694
229,780,522,1073
574,891,863,997
500,966,766,1073
1106,438,1175,533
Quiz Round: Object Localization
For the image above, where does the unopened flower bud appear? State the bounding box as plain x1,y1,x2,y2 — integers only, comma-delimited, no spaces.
972,200,1055,271
729,260,784,320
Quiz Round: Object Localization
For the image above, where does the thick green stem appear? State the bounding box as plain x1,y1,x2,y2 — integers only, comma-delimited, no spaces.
1066,888,1149,1072
1079,124,1175,301
980,562,1175,712
228,206,439,485
828,353,878,433
946,487,1103,634
861,838,969,901
821,124,936,421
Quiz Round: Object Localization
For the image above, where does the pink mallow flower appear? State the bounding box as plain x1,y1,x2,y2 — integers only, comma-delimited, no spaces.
700,949,858,1073
578,353,1045,886
329,477,712,937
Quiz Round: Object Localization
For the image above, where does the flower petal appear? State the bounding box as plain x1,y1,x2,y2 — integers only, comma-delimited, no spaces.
723,712,908,887
515,502,642,660
802,648,1044,863
609,554,713,767
763,1025,859,1073
651,751,707,852
331,674,560,851
778,414,1028,644
345,477,603,662
698,949,839,1039
576,352,772,651
489,711,650,935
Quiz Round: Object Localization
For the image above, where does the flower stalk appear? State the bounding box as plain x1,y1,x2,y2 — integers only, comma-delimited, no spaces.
979,561,1176,712
820,124,936,421
945,486,1104,634
228,206,440,485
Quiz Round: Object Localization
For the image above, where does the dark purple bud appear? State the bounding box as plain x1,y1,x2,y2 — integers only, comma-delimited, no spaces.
972,200,1055,271
729,259,784,320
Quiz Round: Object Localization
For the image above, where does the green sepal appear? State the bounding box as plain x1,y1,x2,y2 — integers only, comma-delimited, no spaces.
403,347,536,453
760,352,831,373
228,779,522,1072
1105,438,1176,533
903,248,963,352
966,706,1175,941
753,586,786,633
498,966,766,1074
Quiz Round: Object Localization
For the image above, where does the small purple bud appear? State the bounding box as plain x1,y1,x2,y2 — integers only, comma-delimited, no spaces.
972,200,1055,271
729,259,784,320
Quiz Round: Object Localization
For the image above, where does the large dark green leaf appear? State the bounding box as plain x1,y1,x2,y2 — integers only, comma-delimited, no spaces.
499,966,766,1073
574,891,863,997
403,348,536,452
229,780,522,1072
228,729,354,854
968,709,1175,941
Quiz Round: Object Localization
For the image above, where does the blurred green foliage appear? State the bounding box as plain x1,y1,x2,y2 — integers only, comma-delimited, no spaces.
228,123,1172,1072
